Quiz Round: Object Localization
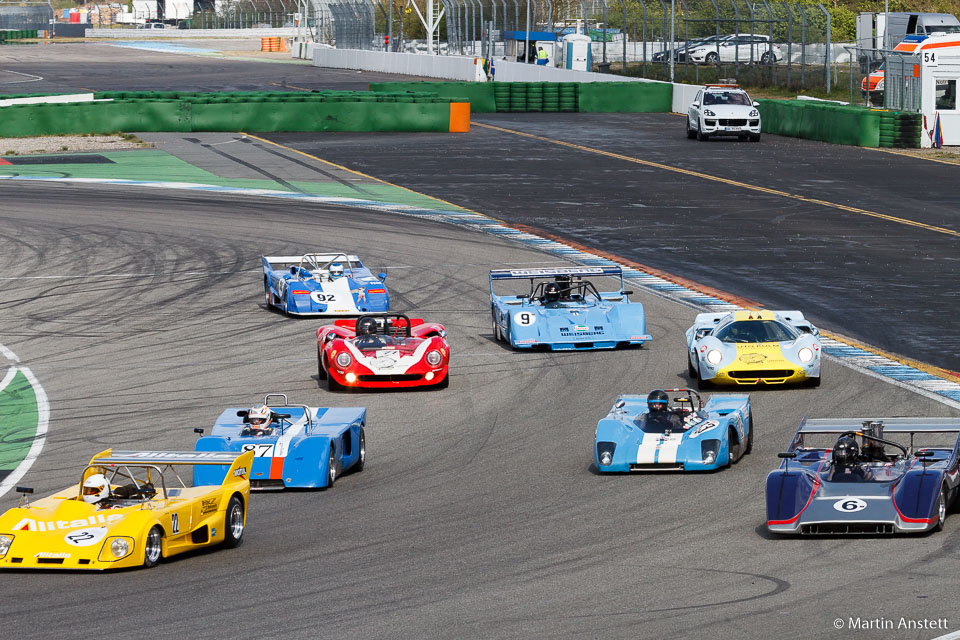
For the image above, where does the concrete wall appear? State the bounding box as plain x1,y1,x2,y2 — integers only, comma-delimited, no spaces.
86,28,296,38
313,47,481,80
491,59,654,83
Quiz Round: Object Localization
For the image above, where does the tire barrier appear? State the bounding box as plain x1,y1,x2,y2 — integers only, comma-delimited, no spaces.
369,81,673,114
260,37,287,53
0,30,38,44
756,99,890,148
878,111,922,149
0,91,470,137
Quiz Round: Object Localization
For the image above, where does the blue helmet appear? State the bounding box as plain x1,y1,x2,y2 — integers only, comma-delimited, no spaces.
647,389,669,413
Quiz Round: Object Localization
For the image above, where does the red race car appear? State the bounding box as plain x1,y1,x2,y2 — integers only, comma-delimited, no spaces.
317,313,450,391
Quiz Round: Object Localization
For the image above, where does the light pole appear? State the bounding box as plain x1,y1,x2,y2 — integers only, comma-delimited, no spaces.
669,0,675,82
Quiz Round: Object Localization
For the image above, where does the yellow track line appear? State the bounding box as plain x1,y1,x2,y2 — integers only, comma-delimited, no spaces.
243,131,960,382
474,122,960,239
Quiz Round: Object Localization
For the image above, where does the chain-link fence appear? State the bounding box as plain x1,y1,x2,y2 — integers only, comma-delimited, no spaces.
0,1,53,30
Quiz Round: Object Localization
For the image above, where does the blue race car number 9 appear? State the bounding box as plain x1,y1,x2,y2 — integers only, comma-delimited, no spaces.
514,312,536,326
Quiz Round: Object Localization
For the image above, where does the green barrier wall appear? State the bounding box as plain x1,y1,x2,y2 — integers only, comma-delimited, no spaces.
0,91,459,137
756,100,885,148
577,82,673,113
370,81,673,114
369,82,496,113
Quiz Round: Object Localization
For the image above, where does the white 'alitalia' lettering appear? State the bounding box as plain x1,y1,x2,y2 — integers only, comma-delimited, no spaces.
11,513,123,531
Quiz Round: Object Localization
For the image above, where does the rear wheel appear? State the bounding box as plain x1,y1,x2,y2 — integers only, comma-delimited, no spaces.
263,278,272,307
760,51,774,64
491,308,502,341
223,495,245,548
317,348,327,381
728,428,743,465
143,525,162,568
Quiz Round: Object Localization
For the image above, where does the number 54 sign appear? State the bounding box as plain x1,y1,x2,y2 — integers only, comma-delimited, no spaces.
923,51,938,67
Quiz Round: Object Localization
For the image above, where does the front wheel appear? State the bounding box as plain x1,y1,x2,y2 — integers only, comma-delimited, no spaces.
749,133,761,142
325,445,338,488
935,487,948,532
223,495,245,548
745,415,754,455
317,348,327,382
705,52,719,65
435,371,450,389
728,428,743,466
807,374,821,387
328,370,343,391
491,308,502,341
263,278,272,307
696,363,712,390
760,51,774,64
355,428,366,472
687,354,697,378
697,127,709,142
143,525,163,568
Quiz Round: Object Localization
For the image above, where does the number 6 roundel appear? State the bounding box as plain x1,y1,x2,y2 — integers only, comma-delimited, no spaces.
514,311,536,326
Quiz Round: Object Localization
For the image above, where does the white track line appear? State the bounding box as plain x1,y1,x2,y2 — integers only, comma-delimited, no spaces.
0,346,49,499
0,69,43,84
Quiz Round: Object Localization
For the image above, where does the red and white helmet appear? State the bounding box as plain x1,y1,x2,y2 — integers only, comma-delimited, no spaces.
248,404,273,428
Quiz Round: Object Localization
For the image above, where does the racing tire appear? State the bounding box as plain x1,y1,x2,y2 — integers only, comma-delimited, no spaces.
355,428,365,472
327,373,343,392
491,308,503,342
705,52,719,65
749,133,761,142
325,445,338,489
263,278,272,307
317,348,327,382
687,355,697,378
696,364,713,390
728,428,743,465
760,51,774,65
143,525,163,568
435,371,450,389
738,134,749,141
745,415,754,455
935,486,948,532
222,495,245,549
282,294,290,317
807,374,821,388
697,127,709,142
686,120,697,139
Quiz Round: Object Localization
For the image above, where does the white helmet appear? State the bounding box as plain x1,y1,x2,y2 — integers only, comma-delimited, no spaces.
329,263,344,280
248,404,273,429
82,473,110,504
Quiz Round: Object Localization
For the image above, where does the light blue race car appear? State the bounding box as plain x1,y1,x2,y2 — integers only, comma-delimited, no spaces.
262,252,389,316
193,394,366,490
489,266,651,350
594,388,752,472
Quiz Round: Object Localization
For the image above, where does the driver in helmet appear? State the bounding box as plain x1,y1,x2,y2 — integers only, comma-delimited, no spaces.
641,389,683,432
542,282,562,305
329,263,345,281
243,404,276,436
354,316,385,349
554,275,574,301
81,473,112,506
830,434,873,481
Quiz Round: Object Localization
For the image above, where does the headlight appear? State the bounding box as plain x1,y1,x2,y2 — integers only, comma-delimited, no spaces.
600,452,613,466
425,350,442,366
335,352,353,368
749,109,759,117
701,439,721,464
111,537,130,558
703,451,716,465
706,349,723,365
597,442,616,466
877,79,884,90
704,109,716,117
0,534,12,558
798,347,814,363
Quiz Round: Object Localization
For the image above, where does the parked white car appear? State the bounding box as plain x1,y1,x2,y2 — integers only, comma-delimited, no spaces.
687,84,762,142
687,34,783,64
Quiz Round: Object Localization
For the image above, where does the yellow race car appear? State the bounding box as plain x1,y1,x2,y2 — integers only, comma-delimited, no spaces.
0,449,253,570
685,309,822,389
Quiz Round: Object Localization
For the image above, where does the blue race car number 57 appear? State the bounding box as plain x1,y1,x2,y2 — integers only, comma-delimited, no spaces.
833,498,867,512
514,312,536,326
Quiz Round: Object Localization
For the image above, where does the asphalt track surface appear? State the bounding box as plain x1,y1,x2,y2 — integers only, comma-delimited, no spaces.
264,118,960,373
0,45,959,640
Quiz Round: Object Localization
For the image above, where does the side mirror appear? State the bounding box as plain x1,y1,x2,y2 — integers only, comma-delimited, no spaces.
753,101,760,107
621,290,634,295
692,102,700,108
194,428,205,435
614,399,626,410
777,452,797,459
378,272,387,281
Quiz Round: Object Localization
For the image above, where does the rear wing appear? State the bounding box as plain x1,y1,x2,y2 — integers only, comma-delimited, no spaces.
490,266,624,296
799,418,960,434
262,254,360,273
88,449,255,488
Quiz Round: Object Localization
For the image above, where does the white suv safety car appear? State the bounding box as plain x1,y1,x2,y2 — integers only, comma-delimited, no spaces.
686,84,761,142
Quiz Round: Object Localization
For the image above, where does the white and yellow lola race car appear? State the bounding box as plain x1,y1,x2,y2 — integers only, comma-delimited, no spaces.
0,449,253,570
